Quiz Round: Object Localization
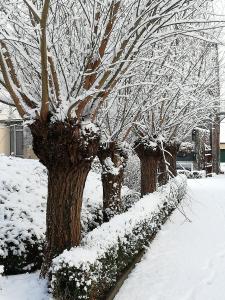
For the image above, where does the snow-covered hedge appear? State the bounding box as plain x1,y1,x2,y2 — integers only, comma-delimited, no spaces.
124,153,141,192
0,156,47,274
51,176,187,300
0,156,104,274
0,156,138,275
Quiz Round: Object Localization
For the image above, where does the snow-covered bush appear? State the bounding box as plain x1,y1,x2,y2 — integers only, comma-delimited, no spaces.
121,186,140,211
0,156,47,274
124,153,141,192
178,170,206,179
90,157,102,174
51,176,187,300
0,156,138,274
0,265,3,276
0,265,3,291
0,156,104,274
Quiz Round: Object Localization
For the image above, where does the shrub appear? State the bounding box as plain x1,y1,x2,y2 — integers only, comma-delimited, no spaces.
178,169,206,179
0,157,47,274
124,153,141,192
0,156,138,274
51,176,187,300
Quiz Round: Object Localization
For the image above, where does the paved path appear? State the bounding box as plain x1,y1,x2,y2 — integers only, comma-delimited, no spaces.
115,174,225,300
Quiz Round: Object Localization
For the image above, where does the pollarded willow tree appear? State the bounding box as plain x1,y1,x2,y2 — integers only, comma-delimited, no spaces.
97,78,148,221
96,43,180,219
0,0,221,274
132,37,220,195
100,33,220,199
95,7,222,219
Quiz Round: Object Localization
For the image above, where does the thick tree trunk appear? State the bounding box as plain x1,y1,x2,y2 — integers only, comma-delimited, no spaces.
135,142,161,196
29,119,99,276
44,166,89,274
98,142,127,222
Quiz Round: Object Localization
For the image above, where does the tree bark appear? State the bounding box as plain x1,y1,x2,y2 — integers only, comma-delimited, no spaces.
29,119,99,276
98,142,127,222
135,142,161,196
211,116,220,174
158,155,169,186
166,144,179,177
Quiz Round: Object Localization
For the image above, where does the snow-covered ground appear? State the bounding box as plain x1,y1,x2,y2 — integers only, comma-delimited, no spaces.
116,169,225,300
1,167,225,299
0,272,49,300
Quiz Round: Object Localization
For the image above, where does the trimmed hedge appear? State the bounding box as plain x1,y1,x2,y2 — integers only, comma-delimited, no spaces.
0,156,139,275
51,176,187,300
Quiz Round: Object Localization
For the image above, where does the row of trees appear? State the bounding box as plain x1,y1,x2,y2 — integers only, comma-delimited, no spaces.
0,0,222,276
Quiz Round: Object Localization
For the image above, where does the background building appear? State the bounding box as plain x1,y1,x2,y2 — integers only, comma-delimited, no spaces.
0,104,35,158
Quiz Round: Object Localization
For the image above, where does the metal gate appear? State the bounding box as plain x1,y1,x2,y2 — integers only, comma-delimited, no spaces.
10,124,23,157
221,149,225,162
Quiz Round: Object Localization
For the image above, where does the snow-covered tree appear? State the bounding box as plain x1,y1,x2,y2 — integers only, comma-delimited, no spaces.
0,0,221,274
133,37,220,195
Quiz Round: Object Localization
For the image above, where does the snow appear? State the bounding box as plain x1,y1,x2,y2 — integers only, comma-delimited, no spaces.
0,156,47,259
0,155,139,273
0,103,20,121
0,273,49,300
103,157,121,175
2,164,225,299
115,169,225,300
0,155,103,268
52,176,185,273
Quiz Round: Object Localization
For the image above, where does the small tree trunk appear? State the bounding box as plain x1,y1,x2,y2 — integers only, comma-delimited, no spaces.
135,142,161,196
30,119,99,276
166,144,180,177
158,155,169,186
98,142,127,222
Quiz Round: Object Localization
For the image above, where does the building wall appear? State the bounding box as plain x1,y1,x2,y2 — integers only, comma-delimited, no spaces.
220,143,225,150
0,125,10,155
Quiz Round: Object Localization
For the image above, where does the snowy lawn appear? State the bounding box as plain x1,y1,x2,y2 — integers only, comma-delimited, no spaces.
2,172,225,299
115,172,225,300
0,272,49,300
